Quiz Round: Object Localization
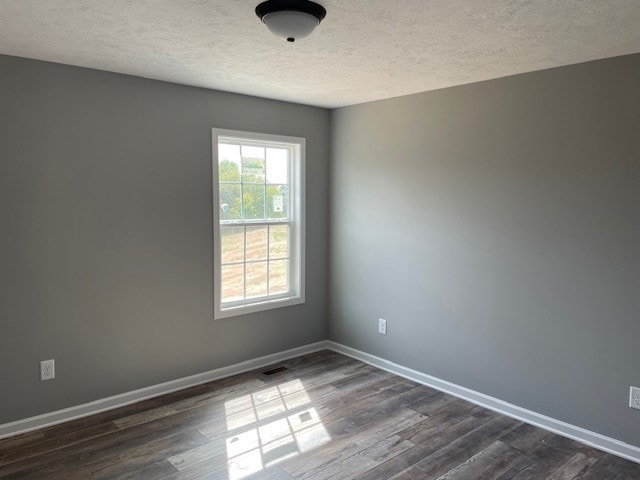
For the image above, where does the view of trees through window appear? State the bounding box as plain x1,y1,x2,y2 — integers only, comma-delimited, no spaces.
218,143,291,303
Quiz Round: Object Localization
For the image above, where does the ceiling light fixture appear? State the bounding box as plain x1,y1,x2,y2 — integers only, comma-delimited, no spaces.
255,0,326,43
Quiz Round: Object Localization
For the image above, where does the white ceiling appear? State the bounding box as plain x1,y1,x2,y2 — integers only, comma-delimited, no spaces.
1,1,639,108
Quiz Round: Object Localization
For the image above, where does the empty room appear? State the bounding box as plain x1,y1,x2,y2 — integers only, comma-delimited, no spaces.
1,1,639,478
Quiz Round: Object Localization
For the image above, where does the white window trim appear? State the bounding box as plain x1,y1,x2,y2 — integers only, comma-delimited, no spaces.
212,128,306,320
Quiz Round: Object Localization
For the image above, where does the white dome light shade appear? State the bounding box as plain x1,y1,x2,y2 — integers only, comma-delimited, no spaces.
262,11,319,42
256,0,326,43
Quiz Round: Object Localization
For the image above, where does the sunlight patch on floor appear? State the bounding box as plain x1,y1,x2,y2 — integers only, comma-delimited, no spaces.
224,379,331,480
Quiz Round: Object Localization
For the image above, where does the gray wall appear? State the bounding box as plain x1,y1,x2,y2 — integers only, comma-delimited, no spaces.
330,54,640,446
0,54,330,424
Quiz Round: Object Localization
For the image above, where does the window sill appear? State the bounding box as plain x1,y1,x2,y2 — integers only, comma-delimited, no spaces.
214,295,305,320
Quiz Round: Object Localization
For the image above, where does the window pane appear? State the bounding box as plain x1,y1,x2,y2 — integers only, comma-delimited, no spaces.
269,260,289,295
219,144,241,182
246,262,268,298
221,264,244,302
221,226,245,264
269,225,289,259
243,184,265,220
246,226,268,261
266,148,288,184
242,146,265,183
267,185,289,220
220,184,242,221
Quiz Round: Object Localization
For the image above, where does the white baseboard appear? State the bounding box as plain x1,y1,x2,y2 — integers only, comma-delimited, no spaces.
326,341,640,464
0,340,330,440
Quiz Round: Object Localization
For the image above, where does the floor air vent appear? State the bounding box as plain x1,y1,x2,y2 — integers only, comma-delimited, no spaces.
260,366,288,376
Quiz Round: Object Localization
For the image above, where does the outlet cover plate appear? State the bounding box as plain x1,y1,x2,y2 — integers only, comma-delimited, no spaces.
40,359,55,381
378,318,387,335
630,386,640,410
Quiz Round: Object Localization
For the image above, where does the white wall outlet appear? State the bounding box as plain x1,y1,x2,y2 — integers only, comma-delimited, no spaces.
630,386,640,410
378,318,387,335
40,359,55,381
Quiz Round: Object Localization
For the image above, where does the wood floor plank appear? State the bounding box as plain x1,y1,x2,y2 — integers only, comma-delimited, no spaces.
279,350,341,371
0,420,120,468
2,350,639,480
89,430,209,480
113,377,266,430
110,459,178,480
397,397,481,445
494,456,542,480
276,360,373,392
243,466,296,480
0,403,221,478
579,455,640,480
546,452,597,479
351,415,491,480
167,439,225,471
310,384,437,441
497,444,576,480
388,466,430,479
0,432,44,454
1,428,208,480
310,375,417,422
537,432,608,460
279,408,426,478
409,391,468,415
158,451,228,480
412,416,522,477
302,434,414,480
435,440,521,479
498,422,555,454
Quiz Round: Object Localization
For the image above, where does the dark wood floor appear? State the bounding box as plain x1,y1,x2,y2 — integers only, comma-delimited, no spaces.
1,351,639,480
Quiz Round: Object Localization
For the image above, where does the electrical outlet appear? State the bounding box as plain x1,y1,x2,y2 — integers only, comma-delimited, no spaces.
378,318,387,335
630,386,640,410
40,359,55,381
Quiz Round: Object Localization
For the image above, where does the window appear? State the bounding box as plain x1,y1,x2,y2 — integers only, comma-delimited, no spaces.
212,129,305,319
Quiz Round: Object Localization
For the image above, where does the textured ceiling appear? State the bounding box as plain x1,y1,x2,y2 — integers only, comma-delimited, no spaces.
1,1,639,107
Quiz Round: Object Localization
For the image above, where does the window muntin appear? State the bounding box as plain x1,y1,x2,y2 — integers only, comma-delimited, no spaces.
212,130,305,319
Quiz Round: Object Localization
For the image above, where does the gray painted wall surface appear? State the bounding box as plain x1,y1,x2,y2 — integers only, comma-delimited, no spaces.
0,55,330,424
330,54,640,446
